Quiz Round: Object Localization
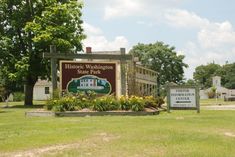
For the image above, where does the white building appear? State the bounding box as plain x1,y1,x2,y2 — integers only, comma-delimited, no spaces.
78,78,104,90
200,76,235,99
33,79,52,100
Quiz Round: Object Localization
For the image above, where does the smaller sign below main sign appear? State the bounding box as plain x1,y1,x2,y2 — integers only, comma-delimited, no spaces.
170,88,196,108
167,86,200,113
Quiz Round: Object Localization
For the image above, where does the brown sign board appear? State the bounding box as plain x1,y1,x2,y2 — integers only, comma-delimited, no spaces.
60,61,117,96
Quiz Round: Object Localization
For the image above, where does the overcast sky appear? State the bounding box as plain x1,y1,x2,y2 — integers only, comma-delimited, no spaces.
81,0,235,79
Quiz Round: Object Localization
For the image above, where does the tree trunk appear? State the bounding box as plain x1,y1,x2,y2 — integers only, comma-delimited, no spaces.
24,77,37,106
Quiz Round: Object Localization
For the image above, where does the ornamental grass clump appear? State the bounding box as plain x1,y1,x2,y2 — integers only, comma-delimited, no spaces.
128,96,145,111
92,95,119,111
119,96,131,110
143,96,157,108
45,91,94,112
143,96,165,108
45,91,162,112
49,96,81,112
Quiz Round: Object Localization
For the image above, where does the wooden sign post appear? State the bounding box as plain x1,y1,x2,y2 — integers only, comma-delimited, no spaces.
43,46,132,98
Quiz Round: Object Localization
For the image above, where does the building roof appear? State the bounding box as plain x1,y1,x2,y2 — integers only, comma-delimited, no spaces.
35,79,52,86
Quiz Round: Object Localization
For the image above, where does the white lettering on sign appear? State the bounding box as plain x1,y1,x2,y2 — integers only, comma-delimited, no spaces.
170,88,196,108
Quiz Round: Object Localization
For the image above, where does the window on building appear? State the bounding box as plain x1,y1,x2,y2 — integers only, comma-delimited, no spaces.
45,87,50,94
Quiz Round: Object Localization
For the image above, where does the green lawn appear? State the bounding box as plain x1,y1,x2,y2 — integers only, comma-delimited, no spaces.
0,102,235,157
200,98,235,106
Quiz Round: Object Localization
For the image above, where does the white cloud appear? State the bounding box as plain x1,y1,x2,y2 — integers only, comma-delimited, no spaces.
164,9,235,48
83,22,103,35
198,21,235,49
104,0,143,20
103,0,184,20
83,22,129,51
136,21,155,27
165,9,235,78
164,9,210,29
83,1,235,79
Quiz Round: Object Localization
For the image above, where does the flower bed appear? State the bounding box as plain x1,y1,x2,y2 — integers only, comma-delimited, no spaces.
44,92,164,113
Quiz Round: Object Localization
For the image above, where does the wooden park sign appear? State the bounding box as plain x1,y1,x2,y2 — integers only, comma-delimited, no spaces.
167,85,200,113
60,61,117,96
43,45,132,98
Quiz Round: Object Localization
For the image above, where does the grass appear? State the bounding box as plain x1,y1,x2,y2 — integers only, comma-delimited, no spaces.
0,100,45,107
0,102,235,156
200,98,235,106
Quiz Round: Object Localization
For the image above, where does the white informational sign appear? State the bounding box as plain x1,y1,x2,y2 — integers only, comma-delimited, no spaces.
170,88,196,108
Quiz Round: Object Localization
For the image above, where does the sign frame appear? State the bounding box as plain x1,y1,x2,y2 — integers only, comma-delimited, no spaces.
60,60,118,97
167,85,200,113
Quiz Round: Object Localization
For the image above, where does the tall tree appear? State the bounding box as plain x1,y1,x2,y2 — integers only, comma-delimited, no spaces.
130,42,188,96
193,63,221,89
0,0,85,105
215,63,235,89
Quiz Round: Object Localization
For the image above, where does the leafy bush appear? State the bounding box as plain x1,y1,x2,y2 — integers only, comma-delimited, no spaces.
13,92,25,101
45,96,81,112
155,97,165,107
144,96,157,108
45,91,162,112
92,96,119,111
128,96,145,111
119,96,131,110
208,86,216,99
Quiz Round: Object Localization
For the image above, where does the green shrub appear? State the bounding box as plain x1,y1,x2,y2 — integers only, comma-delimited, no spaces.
13,92,25,101
44,99,55,110
45,92,162,112
46,96,82,112
155,97,165,107
143,96,157,108
128,96,145,111
92,96,119,111
119,96,131,110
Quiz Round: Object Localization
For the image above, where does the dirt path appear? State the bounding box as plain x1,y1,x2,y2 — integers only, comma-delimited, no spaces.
0,132,120,157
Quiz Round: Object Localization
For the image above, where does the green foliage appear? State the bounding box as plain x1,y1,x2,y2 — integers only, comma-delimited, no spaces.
194,62,235,89
155,97,165,107
46,93,164,112
219,63,235,89
193,63,221,89
184,79,198,86
128,96,145,111
143,96,157,108
0,0,85,106
46,96,82,112
0,86,7,102
207,86,217,99
13,92,25,102
130,42,188,96
93,96,119,111
119,96,131,110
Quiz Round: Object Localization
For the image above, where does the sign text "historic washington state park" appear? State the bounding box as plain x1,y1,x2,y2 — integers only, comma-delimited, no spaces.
64,63,114,75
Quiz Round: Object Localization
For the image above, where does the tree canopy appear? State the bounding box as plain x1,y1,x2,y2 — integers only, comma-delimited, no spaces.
193,63,221,89
130,42,188,96
0,0,85,105
193,62,235,89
